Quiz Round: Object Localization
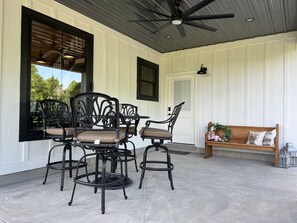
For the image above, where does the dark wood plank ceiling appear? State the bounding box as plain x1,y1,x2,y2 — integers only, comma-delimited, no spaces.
55,0,297,53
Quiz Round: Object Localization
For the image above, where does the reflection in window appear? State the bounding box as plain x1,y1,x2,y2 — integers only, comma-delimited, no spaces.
20,7,93,141
30,64,82,131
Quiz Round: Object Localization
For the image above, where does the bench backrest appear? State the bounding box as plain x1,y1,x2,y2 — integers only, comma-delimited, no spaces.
207,122,279,146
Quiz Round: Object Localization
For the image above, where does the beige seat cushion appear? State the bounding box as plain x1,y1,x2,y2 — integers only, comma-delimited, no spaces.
46,128,73,137
139,127,172,140
77,130,126,143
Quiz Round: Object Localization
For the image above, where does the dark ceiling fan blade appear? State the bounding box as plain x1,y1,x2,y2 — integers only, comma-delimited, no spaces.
129,18,171,22
151,21,172,34
145,9,172,18
166,0,179,17
182,0,215,17
127,2,171,18
183,21,217,32
177,25,186,37
185,13,234,21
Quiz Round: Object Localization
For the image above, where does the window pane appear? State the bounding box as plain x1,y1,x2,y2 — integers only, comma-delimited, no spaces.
141,66,155,82
141,82,154,97
20,7,93,141
29,20,87,132
137,57,159,101
174,80,191,110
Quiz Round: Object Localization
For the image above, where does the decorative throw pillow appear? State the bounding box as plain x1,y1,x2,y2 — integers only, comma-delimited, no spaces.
246,131,266,146
263,129,276,146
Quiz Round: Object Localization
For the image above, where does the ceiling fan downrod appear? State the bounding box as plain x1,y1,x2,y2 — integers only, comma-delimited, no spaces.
171,0,182,25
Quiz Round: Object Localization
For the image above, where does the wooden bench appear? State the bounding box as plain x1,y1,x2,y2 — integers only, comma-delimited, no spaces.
204,122,279,166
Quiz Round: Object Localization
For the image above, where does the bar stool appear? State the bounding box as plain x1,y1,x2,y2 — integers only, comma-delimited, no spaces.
68,92,128,214
119,103,140,172
138,102,184,190
39,99,88,191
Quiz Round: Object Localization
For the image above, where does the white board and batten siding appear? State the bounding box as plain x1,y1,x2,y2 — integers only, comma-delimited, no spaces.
161,33,297,149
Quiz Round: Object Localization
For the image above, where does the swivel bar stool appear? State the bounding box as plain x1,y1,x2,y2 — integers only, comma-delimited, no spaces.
68,92,128,214
138,102,184,190
119,103,140,172
40,99,88,191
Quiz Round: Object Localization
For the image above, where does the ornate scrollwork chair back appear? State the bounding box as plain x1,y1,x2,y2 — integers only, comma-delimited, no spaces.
118,103,140,172
40,100,72,139
120,103,139,136
71,95,120,143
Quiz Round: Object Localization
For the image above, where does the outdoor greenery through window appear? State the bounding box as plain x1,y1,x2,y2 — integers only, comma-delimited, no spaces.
20,7,93,141
31,64,81,103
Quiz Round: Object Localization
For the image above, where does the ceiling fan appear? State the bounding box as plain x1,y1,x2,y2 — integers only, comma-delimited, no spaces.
129,0,234,37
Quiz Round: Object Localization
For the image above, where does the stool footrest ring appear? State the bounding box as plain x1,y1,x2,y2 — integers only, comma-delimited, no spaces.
46,160,87,171
139,161,174,171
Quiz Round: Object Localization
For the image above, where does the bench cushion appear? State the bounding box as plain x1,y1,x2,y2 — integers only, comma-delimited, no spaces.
246,131,266,145
263,129,276,146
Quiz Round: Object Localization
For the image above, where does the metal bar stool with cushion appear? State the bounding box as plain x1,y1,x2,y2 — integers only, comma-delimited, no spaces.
40,99,88,191
119,103,140,172
138,102,185,190
68,92,128,214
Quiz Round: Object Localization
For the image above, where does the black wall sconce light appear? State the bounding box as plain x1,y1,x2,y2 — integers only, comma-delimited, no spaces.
197,64,207,74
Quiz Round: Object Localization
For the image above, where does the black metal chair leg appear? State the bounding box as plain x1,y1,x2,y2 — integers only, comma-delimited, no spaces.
118,156,128,199
101,187,105,214
42,167,49,185
101,153,106,214
123,142,129,178
60,144,68,191
94,152,100,194
68,182,77,206
130,141,138,172
68,153,89,206
68,144,73,178
162,145,174,190
139,168,145,189
42,145,56,185
78,145,90,183
168,170,174,190
134,159,138,172
139,145,151,189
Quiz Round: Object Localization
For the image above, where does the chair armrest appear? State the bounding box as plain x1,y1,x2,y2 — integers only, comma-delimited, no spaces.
145,118,171,127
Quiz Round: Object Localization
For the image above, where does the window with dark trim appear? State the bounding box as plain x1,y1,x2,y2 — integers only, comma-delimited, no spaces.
19,7,94,141
137,57,159,102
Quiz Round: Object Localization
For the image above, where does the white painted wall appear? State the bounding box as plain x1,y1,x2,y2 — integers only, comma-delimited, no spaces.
0,0,161,175
161,32,297,149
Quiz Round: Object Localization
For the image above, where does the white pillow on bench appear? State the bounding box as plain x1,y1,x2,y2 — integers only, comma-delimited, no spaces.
246,131,266,146
263,129,276,146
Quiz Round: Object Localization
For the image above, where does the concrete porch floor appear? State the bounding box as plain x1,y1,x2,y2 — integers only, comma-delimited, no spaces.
0,147,297,223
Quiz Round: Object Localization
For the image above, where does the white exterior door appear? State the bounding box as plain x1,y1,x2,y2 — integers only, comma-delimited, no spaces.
168,74,195,144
